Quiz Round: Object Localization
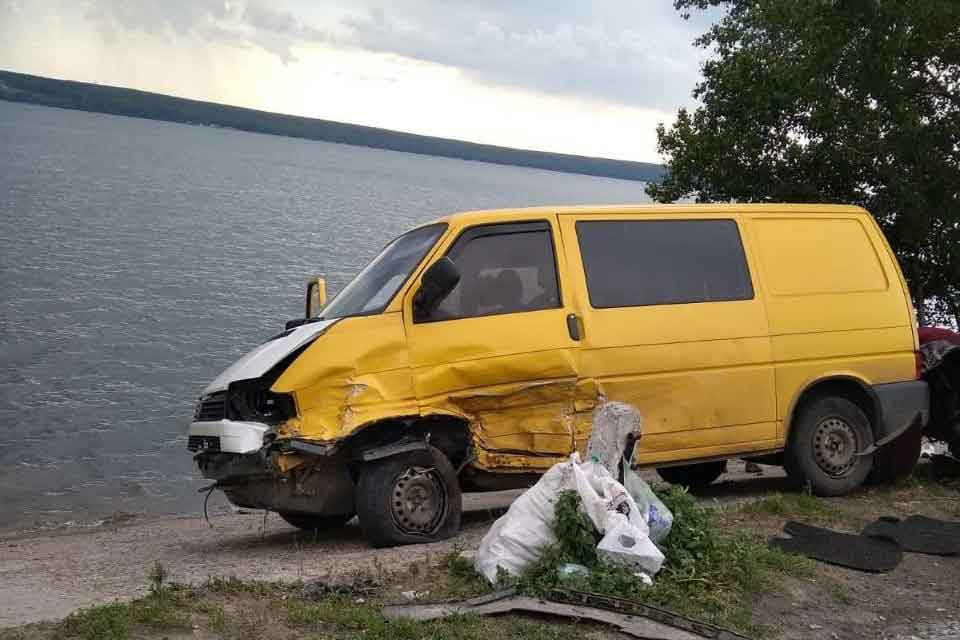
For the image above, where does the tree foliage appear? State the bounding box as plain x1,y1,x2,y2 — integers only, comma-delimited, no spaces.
649,0,960,325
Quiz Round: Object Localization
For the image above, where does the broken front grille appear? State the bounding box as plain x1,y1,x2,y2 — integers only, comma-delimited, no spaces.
188,435,221,452
194,392,226,422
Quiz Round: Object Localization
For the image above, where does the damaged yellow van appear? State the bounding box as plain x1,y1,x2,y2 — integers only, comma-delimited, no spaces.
188,204,928,547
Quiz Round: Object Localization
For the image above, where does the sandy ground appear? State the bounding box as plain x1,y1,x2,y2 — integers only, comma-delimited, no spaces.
0,490,525,630
2,462,958,639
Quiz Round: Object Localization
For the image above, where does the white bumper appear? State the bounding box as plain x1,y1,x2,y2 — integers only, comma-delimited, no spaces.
189,420,269,454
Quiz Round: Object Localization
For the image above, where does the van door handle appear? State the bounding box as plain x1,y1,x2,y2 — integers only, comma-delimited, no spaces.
566,313,581,341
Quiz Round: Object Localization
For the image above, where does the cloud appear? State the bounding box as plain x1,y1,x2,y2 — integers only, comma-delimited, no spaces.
337,4,706,111
78,0,327,65
68,0,712,111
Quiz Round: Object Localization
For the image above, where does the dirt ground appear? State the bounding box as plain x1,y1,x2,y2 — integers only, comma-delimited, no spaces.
705,466,960,639
1,461,958,639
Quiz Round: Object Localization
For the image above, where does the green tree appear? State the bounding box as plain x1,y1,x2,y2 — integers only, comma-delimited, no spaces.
649,0,960,327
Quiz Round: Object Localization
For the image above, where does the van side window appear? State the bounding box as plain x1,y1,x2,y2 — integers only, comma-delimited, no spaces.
424,221,561,322
576,219,753,308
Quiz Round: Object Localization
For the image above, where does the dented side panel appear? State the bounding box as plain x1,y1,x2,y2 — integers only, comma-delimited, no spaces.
403,214,588,470
407,309,585,465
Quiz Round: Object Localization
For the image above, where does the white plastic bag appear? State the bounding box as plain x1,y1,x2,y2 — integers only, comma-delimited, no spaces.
474,454,652,583
474,459,574,583
597,512,665,575
570,459,648,535
623,466,673,544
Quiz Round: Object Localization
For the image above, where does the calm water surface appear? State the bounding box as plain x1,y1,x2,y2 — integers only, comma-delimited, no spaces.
0,101,651,529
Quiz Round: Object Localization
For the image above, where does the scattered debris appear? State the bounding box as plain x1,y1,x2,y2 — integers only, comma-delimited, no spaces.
770,521,902,572
549,589,752,640
383,591,704,640
861,516,960,555
474,453,659,582
475,403,664,582
384,588,754,640
921,439,949,459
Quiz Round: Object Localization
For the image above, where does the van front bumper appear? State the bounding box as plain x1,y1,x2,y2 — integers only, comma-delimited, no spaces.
189,421,355,517
188,420,269,454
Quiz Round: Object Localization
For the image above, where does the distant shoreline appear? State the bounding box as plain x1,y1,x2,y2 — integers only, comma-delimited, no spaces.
0,70,664,183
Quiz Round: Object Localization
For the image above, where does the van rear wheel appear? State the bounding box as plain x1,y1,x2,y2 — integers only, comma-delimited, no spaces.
656,461,726,489
355,445,461,548
785,396,874,496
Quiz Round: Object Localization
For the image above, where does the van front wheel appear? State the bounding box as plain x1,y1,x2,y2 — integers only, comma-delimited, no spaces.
785,396,874,496
355,445,462,548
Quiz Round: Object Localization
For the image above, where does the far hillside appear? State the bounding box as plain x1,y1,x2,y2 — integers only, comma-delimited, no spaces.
0,70,664,183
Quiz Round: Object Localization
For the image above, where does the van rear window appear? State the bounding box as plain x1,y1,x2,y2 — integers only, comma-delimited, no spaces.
751,218,888,295
576,219,754,308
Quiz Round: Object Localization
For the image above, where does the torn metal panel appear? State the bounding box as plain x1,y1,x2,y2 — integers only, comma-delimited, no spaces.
473,448,567,472
382,595,705,640
550,590,752,640
436,378,597,462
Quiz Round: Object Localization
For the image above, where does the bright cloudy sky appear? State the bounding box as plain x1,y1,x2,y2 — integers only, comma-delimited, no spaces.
0,1,717,163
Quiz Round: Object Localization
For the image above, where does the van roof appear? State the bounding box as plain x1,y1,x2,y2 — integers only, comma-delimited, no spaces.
433,203,868,226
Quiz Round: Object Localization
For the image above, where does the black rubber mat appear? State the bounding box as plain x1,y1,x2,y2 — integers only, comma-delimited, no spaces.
862,516,960,556
771,521,902,572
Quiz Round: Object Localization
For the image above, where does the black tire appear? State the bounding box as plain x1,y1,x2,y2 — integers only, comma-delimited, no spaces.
355,445,462,548
868,422,922,484
656,461,726,489
278,511,354,531
785,396,874,496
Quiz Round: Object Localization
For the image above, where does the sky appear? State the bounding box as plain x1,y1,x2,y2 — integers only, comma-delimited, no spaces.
0,1,717,163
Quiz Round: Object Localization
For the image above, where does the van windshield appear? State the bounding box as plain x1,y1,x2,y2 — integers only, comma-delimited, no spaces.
320,223,446,319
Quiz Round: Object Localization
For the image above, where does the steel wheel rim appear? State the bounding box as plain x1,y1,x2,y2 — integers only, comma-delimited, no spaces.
390,466,446,535
812,417,858,477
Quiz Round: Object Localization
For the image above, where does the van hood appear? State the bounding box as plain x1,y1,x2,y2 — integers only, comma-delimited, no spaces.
203,319,339,395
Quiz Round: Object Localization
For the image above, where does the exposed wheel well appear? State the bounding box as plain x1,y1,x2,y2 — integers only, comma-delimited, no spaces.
342,415,472,469
787,377,880,440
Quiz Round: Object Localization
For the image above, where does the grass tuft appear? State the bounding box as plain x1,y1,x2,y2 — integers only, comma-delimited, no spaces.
741,490,835,519
56,602,131,640
203,575,287,595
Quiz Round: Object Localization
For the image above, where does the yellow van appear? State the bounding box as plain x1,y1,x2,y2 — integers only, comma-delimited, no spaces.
188,204,928,546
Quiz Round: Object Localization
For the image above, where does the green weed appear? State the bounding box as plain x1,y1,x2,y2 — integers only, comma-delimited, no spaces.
203,575,286,596
56,602,131,640
741,490,835,519
502,486,808,633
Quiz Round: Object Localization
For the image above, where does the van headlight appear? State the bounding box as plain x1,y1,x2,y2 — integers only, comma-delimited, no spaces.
227,382,296,424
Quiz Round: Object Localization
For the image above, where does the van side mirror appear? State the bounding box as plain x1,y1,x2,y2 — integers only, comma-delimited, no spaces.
414,257,460,320
305,275,327,319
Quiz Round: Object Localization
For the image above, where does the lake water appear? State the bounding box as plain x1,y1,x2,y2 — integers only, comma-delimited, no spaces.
0,101,651,530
